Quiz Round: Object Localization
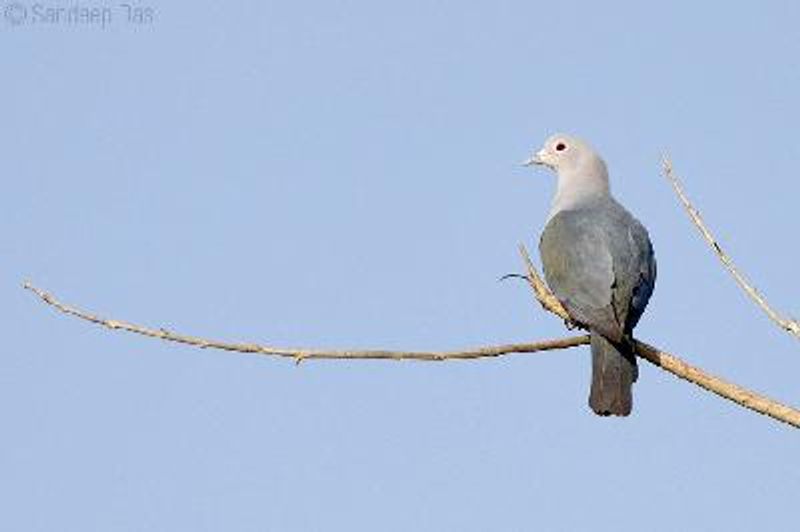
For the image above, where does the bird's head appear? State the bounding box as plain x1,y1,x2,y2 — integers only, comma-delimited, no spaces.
523,133,611,215
522,133,604,176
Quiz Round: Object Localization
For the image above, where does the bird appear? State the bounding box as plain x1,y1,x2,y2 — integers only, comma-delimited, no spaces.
523,134,656,416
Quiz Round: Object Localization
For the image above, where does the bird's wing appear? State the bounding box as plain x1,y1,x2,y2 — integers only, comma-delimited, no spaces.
611,217,656,333
539,209,624,341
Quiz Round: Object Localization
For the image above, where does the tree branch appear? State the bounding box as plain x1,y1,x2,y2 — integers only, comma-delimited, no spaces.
20,158,800,429
634,340,800,428
517,244,800,429
23,263,800,428
22,282,588,363
662,156,800,339
518,244,570,320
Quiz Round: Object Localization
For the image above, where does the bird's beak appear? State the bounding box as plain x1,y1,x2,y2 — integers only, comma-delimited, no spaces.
521,149,547,167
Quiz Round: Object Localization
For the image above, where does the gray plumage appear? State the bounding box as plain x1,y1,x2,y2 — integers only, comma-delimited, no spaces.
525,134,656,416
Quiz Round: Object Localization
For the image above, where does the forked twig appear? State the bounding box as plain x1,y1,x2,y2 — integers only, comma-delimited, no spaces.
23,246,800,429
516,245,799,428
21,157,800,428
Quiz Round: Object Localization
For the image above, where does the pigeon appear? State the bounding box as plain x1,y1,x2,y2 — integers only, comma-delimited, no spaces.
523,134,656,416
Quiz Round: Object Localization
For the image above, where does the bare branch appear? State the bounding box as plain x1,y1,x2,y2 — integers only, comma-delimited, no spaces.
21,282,588,363
634,341,800,428
516,245,799,428
23,272,800,428
662,156,800,339
518,244,570,320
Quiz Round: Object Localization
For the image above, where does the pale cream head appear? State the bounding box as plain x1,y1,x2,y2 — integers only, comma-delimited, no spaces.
523,133,612,218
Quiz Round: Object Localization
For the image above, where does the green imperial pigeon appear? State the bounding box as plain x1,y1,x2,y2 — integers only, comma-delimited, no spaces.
523,134,656,416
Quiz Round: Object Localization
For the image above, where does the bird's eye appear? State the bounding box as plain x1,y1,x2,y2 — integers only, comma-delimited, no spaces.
555,142,567,152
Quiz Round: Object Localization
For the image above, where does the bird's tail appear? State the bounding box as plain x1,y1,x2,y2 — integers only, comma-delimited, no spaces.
589,332,638,416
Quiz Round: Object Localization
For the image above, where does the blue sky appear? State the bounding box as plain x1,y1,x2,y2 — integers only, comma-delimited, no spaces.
4,1,799,530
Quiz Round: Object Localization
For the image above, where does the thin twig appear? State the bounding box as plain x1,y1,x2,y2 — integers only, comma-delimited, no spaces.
21,282,588,363
662,156,800,339
516,245,800,428
518,244,569,320
24,271,800,428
